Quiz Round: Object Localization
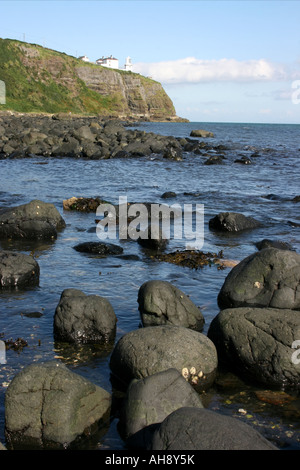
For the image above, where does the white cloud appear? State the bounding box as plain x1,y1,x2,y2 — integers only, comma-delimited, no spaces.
132,57,289,84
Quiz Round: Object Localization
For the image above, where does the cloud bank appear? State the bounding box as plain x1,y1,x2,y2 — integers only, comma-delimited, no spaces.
132,57,290,84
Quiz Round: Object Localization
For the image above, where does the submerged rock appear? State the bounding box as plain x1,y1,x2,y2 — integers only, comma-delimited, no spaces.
218,248,300,310
137,224,169,251
63,196,108,212
209,212,261,232
204,155,224,165
207,307,300,389
190,129,214,138
138,280,204,331
73,241,123,256
0,251,39,288
161,191,176,199
109,325,217,391
54,288,117,344
150,407,277,450
5,361,111,449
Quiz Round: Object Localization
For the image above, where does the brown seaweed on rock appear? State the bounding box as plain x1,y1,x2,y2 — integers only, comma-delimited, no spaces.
154,249,226,269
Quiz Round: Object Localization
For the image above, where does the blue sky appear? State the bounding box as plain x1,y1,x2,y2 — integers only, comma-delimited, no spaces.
1,0,300,123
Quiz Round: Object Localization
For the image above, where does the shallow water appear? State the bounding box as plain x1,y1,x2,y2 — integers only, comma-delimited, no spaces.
0,121,299,450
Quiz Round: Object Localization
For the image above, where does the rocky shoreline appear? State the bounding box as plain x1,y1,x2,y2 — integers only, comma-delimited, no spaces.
0,112,182,161
0,111,225,163
0,196,299,450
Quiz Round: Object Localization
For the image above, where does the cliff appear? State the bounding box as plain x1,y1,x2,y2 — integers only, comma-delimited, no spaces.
0,38,183,121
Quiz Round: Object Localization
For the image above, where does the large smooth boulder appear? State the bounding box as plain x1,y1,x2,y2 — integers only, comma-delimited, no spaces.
0,199,66,240
0,251,39,288
5,361,111,449
138,280,204,331
54,288,117,344
109,325,218,391
207,307,300,389
150,407,277,450
209,212,261,232
218,248,300,310
120,368,203,441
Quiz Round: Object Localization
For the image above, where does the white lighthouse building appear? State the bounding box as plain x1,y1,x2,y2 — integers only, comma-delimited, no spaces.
124,56,132,72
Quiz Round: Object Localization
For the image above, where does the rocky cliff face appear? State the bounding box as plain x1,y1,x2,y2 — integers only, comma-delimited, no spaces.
75,65,177,120
0,38,182,120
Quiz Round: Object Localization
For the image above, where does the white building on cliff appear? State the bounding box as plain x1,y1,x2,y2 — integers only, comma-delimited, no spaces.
96,55,119,69
78,55,90,62
78,54,133,72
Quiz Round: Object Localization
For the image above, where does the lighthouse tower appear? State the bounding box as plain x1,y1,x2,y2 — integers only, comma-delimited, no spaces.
124,56,132,71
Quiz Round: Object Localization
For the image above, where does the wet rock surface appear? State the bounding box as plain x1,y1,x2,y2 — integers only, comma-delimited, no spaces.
217,248,300,310
138,280,204,330
209,211,261,232
0,250,39,288
208,307,300,389
73,241,123,256
119,368,203,441
54,288,117,344
149,407,277,450
109,325,218,391
0,199,66,240
5,361,111,449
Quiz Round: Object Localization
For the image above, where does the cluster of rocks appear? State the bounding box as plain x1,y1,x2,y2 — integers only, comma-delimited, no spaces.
208,247,300,389
0,113,240,164
0,113,186,161
1,197,299,450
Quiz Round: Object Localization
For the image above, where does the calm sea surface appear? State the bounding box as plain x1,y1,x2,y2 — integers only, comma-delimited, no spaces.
0,121,299,449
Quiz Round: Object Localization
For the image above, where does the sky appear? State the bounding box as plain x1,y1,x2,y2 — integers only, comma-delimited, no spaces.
1,0,300,123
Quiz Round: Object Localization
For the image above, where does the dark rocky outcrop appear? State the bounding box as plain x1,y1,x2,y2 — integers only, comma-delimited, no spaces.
5,361,111,449
0,251,39,288
137,280,204,331
149,407,277,450
0,114,187,161
207,307,300,389
119,368,203,441
109,325,218,391
53,288,117,344
209,212,261,232
0,199,65,240
217,248,300,310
